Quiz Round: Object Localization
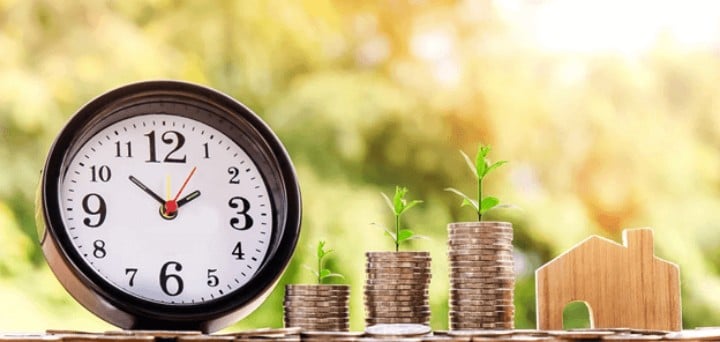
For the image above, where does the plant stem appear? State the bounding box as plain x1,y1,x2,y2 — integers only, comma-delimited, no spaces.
395,214,400,252
318,254,322,284
478,176,483,221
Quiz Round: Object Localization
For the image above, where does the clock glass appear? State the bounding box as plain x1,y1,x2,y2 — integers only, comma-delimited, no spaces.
59,113,272,304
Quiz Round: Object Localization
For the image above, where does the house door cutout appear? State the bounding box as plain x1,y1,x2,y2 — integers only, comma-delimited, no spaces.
563,301,594,329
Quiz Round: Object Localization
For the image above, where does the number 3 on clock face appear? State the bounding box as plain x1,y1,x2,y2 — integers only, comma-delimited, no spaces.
59,113,272,304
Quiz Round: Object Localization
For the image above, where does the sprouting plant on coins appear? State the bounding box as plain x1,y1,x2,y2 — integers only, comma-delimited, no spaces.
380,186,425,252
445,143,508,221
304,240,344,284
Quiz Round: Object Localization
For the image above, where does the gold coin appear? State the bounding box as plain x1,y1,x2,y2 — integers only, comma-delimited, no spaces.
285,289,350,296
365,283,430,290
365,279,431,285
366,262,431,268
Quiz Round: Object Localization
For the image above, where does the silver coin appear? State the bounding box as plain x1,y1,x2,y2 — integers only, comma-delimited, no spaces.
365,304,429,311
366,252,430,259
365,324,432,337
448,221,512,228
368,311,432,319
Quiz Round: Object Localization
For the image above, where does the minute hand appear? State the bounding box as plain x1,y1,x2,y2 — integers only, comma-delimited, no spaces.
128,175,165,204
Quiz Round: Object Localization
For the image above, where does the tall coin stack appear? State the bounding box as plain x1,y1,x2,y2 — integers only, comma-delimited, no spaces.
448,222,515,330
364,251,432,326
284,284,350,331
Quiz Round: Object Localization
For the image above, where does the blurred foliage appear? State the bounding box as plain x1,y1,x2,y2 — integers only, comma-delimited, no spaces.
1,0,720,332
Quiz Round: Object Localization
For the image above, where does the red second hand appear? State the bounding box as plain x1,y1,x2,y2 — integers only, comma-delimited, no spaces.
165,166,197,215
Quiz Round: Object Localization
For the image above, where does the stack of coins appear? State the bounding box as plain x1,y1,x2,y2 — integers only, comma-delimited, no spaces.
364,251,432,326
284,284,350,331
448,222,515,330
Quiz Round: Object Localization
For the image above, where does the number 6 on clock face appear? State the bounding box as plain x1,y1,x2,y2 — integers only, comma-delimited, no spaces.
38,81,301,332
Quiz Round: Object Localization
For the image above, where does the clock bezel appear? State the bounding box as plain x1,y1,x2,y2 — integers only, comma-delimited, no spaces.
38,80,302,331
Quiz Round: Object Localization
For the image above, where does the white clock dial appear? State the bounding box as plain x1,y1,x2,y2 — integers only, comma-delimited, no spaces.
58,114,273,305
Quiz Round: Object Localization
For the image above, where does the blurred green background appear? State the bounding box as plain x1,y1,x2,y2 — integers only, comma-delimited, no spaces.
2,0,720,332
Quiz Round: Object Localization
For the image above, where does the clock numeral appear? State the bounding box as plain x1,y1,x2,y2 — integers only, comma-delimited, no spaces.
232,242,245,260
125,268,138,287
228,167,240,184
203,142,210,159
145,130,187,163
229,196,253,230
114,141,132,158
207,269,219,287
159,261,184,296
82,193,107,228
90,165,112,183
93,240,106,258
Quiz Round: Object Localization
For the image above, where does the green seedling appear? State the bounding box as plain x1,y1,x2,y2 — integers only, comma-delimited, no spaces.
304,240,344,284
445,143,507,221
380,186,425,252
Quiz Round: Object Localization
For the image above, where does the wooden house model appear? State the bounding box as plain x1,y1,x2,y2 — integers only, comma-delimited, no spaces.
535,228,681,331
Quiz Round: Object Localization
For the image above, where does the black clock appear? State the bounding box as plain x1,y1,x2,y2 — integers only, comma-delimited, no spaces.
36,80,302,332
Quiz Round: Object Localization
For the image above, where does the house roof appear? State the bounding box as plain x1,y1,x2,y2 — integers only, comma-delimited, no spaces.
535,230,678,274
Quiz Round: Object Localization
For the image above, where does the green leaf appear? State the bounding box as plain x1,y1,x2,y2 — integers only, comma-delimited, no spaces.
381,192,394,213
397,229,414,243
317,240,326,259
319,268,331,279
320,272,345,281
372,223,398,243
476,145,490,177
480,144,491,157
393,186,407,215
494,203,522,210
399,199,423,215
406,234,430,241
303,264,319,278
480,196,500,213
483,160,507,177
460,150,479,180
384,229,398,243
462,198,479,210
445,187,480,212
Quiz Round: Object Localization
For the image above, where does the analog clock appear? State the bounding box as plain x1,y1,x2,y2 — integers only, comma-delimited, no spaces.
36,81,301,332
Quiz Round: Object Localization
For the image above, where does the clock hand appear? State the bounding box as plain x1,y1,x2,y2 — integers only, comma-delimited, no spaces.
128,175,165,204
164,166,197,215
176,190,201,208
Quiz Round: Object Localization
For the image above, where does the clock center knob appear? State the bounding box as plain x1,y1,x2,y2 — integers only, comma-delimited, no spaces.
160,202,178,220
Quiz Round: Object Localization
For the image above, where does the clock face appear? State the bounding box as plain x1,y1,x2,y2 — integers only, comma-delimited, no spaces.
58,113,273,305
39,81,301,331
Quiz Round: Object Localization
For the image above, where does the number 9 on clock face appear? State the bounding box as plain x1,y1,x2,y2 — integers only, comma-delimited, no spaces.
37,81,301,331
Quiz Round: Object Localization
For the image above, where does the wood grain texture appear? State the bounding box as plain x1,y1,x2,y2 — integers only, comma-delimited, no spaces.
536,228,681,331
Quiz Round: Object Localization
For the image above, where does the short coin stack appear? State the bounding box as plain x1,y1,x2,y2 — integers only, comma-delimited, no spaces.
283,284,350,332
364,251,432,326
448,222,515,330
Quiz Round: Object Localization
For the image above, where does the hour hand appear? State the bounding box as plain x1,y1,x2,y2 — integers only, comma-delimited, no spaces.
177,190,201,208
128,175,165,204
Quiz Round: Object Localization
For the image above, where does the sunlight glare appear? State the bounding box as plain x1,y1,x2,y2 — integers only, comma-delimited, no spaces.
524,0,720,54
